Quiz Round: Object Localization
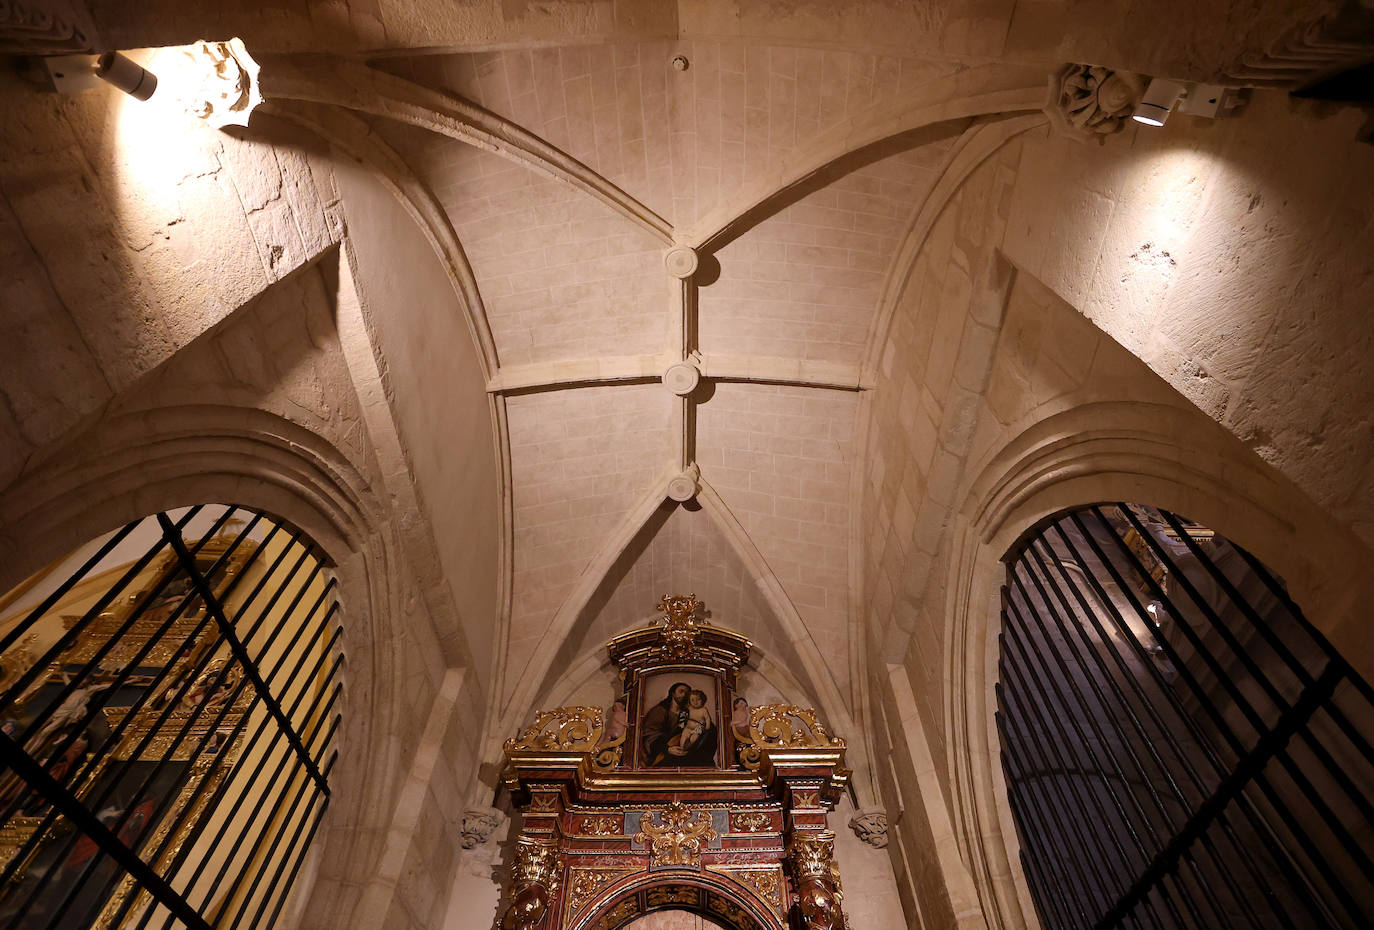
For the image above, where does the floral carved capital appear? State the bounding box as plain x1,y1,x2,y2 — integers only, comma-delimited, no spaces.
787,830,836,882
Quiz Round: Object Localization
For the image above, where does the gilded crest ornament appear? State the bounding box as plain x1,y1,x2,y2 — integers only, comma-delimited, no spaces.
633,801,718,866
505,705,602,752
654,593,706,658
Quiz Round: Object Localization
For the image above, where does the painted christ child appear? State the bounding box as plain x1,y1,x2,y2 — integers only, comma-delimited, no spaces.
669,689,713,754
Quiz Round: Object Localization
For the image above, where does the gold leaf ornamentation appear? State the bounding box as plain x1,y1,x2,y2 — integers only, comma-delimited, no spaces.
633,801,718,866
504,705,603,753
749,704,845,750
567,867,633,914
718,866,784,915
654,593,706,659
512,834,562,895
730,811,771,833
646,884,697,907
581,815,621,836
788,830,836,882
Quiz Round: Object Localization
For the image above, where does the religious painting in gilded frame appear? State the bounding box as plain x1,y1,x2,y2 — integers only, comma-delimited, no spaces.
635,670,722,768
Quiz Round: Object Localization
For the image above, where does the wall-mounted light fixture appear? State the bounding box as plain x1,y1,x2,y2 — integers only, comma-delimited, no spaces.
42,38,262,129
95,51,157,100
1132,77,1249,127
1132,78,1186,126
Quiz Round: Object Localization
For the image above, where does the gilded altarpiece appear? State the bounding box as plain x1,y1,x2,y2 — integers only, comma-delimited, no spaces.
502,595,851,930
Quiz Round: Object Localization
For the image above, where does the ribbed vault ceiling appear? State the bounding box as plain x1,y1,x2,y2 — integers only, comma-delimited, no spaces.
300,40,1059,770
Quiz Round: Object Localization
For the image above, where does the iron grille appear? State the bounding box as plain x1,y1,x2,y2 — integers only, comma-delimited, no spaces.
997,503,1374,929
0,505,342,929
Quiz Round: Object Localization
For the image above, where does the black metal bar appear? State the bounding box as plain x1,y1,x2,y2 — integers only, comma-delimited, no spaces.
1076,508,1267,740
0,508,228,886
1000,620,1183,930
1147,509,1374,770
1018,543,1273,929
18,516,277,930
114,558,339,930
1228,541,1374,708
234,541,320,652
1003,749,1079,930
1081,508,1374,893
1093,665,1345,930
1115,506,1295,724
1014,552,1188,839
1022,535,1275,928
156,513,330,796
0,509,189,701
5,506,218,746
999,618,1154,873
0,728,211,930
999,719,1095,929
997,675,1134,923
0,508,340,930
183,688,342,924
42,575,337,930
48,514,275,802
129,629,342,929
1047,516,1337,926
0,517,141,656
245,753,338,930
1150,509,1313,680
260,789,332,930
224,743,340,929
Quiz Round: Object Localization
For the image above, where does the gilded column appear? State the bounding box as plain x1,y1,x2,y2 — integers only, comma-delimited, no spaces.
788,830,844,930
500,834,561,930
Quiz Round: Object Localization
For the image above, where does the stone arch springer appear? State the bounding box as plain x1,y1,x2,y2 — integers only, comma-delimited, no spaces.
942,399,1374,930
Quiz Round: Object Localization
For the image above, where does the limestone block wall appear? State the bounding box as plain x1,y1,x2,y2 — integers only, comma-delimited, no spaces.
1002,92,1374,550
0,75,343,495
0,75,497,925
861,137,1022,778
860,90,1374,930
332,157,501,697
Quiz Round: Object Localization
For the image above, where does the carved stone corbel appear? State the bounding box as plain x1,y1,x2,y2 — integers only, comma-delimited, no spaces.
1048,63,1144,142
788,831,844,930
847,809,888,848
501,835,561,930
172,38,263,129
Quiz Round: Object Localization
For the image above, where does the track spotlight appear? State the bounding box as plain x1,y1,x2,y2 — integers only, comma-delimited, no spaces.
96,51,158,101
1132,78,1185,127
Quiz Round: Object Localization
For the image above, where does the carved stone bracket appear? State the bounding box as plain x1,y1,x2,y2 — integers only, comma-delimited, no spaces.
171,38,263,129
460,808,506,849
847,809,888,848
1048,63,1144,142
